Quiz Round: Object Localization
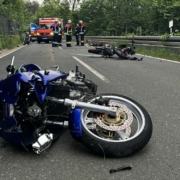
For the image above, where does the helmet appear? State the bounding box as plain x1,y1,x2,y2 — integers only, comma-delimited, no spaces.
79,20,83,24
68,20,71,23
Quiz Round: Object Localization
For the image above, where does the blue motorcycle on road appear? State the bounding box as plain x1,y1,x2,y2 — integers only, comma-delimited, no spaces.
0,57,152,157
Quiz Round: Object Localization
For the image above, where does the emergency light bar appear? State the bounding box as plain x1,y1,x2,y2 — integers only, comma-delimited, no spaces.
31,27,37,30
40,18,57,21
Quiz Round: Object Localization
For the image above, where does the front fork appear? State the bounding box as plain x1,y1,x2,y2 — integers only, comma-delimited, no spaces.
47,97,117,116
46,97,118,138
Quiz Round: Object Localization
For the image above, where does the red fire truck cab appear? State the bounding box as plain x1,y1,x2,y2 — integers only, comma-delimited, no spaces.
36,18,63,44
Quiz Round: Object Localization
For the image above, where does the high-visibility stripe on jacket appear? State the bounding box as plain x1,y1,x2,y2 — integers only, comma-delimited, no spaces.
79,23,85,34
64,23,72,35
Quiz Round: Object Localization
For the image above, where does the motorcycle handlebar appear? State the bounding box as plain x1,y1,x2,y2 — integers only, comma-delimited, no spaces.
11,56,15,66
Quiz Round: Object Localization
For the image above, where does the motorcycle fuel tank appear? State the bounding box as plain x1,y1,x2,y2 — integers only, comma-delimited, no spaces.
35,70,68,85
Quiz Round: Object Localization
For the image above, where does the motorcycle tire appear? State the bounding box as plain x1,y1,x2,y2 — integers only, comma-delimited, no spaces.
78,93,152,157
88,49,102,54
114,48,129,59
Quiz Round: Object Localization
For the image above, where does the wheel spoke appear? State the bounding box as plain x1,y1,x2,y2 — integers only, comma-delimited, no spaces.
116,130,128,140
85,117,95,124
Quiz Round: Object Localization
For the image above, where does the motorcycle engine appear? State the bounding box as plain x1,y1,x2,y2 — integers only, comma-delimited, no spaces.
49,70,97,100
14,83,54,153
27,105,42,119
103,45,114,56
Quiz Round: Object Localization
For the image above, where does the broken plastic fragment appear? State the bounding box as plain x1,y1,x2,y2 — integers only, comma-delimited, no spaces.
109,166,132,174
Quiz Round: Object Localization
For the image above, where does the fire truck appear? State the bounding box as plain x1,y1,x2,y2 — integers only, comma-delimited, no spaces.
36,18,63,44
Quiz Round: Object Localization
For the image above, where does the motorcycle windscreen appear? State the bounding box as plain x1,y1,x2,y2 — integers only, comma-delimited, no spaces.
23,64,42,72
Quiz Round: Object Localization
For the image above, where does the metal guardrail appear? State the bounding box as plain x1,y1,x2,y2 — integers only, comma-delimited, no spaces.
85,36,180,53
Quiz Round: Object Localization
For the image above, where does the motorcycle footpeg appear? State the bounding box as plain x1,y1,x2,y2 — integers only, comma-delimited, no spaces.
32,133,53,154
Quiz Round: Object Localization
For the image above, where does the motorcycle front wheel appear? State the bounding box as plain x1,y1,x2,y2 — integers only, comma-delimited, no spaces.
88,49,102,54
114,48,129,59
79,94,152,157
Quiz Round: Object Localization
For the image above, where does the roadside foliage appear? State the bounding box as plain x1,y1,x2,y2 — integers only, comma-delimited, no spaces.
1,0,180,49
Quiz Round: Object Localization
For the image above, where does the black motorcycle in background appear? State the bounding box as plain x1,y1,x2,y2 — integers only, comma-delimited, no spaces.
88,43,143,61
23,32,31,45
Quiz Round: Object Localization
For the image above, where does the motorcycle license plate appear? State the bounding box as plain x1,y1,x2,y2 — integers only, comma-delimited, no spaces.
42,37,47,39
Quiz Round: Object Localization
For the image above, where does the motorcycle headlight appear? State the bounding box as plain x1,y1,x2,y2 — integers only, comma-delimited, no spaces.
50,32,54,36
37,32,40,36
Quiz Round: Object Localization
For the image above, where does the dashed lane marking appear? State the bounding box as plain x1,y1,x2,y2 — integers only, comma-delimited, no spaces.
72,56,109,83
70,53,101,57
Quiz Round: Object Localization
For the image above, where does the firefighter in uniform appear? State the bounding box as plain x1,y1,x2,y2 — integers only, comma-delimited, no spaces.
64,20,72,47
75,23,80,46
50,21,59,46
79,20,86,46
57,22,63,46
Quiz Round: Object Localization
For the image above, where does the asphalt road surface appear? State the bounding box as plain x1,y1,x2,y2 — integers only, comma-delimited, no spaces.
0,41,180,180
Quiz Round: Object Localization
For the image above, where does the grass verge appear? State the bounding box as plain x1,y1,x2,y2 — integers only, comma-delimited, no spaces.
0,34,23,50
135,47,180,62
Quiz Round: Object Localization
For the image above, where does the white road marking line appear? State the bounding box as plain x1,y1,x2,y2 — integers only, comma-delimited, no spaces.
72,56,109,83
70,53,101,57
59,47,63,49
0,45,26,59
136,53,180,64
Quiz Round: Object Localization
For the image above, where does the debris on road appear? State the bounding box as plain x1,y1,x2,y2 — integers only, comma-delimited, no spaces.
109,166,132,174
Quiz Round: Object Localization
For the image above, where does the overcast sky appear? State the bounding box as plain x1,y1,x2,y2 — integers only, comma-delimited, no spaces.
31,0,43,4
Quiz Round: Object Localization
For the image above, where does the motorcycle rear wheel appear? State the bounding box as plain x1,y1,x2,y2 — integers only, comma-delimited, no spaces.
79,94,152,157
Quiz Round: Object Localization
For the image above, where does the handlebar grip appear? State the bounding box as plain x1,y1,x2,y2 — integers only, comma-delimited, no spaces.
11,56,15,66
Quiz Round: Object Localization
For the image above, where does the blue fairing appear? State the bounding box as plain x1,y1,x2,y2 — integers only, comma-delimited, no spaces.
0,65,69,103
0,103,23,147
0,117,23,147
69,108,82,138
32,70,68,102
0,72,40,104
0,64,70,148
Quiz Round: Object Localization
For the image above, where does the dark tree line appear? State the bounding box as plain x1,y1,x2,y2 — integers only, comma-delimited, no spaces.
1,0,180,35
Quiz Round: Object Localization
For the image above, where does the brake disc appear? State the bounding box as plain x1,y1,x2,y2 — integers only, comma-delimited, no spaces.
94,101,133,131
